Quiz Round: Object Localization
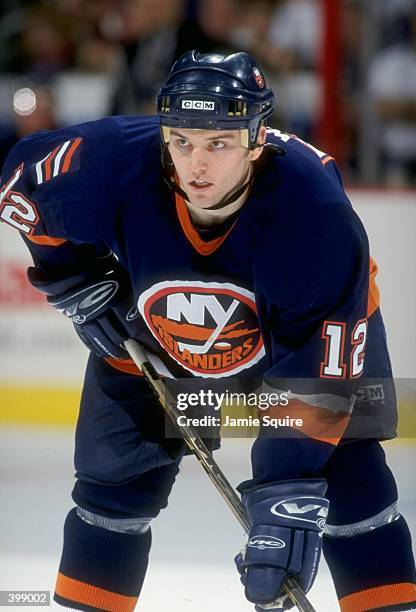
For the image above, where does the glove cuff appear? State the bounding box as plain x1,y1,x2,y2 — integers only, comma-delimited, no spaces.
27,252,122,297
28,267,94,296
242,479,329,533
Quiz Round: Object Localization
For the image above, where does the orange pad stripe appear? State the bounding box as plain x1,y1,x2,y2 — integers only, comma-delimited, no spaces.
26,234,67,246
104,356,143,376
339,582,416,612
55,572,138,612
262,399,351,447
368,257,380,317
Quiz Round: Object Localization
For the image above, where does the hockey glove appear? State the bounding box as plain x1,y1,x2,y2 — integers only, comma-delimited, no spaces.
235,479,329,611
28,254,135,359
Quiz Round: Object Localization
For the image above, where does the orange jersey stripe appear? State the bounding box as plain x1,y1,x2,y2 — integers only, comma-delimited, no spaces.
104,356,143,376
26,234,67,246
55,572,138,612
263,399,351,447
62,137,82,173
44,146,60,181
175,192,236,256
339,582,416,612
322,155,335,165
368,257,380,317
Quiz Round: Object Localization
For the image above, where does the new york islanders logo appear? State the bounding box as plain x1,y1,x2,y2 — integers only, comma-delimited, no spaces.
253,67,265,89
138,281,265,377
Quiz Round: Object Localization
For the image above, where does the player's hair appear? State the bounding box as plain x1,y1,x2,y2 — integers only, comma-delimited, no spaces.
157,50,275,149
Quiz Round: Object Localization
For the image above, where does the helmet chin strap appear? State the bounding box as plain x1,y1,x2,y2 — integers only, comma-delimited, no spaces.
198,176,253,210
202,143,285,210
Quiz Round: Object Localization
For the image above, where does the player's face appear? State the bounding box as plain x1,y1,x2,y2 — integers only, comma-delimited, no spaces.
168,128,264,208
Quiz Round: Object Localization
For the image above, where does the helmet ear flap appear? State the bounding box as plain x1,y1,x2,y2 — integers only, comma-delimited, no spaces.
240,129,249,149
161,125,171,144
243,120,267,150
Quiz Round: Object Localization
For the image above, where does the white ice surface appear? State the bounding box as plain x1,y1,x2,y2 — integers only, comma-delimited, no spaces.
0,427,415,611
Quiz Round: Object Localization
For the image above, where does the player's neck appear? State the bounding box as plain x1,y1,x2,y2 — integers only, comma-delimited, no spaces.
184,168,253,227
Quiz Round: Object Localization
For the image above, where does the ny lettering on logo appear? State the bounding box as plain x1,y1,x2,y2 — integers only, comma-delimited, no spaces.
167,293,239,354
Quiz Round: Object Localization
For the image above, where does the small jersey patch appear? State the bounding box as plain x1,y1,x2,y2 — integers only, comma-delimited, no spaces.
34,137,82,185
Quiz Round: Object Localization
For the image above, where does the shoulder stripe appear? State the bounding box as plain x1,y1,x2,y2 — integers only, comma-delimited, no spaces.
35,153,50,185
53,141,71,177
62,137,82,173
44,145,61,182
34,137,82,185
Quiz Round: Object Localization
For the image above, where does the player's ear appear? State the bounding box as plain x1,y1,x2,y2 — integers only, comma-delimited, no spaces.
248,125,267,162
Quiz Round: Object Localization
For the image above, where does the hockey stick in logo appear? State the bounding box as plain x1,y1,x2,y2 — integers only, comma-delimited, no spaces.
178,298,239,354
124,339,316,612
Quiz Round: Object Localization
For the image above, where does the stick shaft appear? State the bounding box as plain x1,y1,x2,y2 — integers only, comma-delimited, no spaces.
124,339,316,612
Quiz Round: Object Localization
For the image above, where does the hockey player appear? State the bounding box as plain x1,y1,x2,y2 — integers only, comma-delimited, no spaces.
1,50,415,611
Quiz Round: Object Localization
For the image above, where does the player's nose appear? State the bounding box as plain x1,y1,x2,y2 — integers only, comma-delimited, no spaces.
190,147,208,176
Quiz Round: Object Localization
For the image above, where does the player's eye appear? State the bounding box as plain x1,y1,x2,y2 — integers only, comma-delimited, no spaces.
210,140,226,150
175,138,190,148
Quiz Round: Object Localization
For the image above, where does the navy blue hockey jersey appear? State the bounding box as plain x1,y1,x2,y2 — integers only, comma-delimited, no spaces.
0,115,396,477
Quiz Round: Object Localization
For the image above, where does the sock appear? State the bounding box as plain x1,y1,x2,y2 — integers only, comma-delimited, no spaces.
324,516,416,611
54,508,151,611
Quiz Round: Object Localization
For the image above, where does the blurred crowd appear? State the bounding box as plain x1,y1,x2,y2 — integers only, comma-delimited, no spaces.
0,0,415,186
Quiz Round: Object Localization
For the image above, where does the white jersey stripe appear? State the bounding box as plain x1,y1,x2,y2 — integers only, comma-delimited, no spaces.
52,140,71,177
35,152,50,185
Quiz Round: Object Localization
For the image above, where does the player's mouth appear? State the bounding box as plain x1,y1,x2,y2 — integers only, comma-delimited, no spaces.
189,179,213,191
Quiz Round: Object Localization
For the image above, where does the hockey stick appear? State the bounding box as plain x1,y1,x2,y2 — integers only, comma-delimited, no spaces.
124,339,316,612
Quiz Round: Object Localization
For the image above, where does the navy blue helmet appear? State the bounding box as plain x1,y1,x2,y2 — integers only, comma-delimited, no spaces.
157,50,275,148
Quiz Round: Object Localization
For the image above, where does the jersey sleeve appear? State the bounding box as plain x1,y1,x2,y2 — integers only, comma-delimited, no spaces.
0,118,131,274
1,115,160,275
246,200,370,486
